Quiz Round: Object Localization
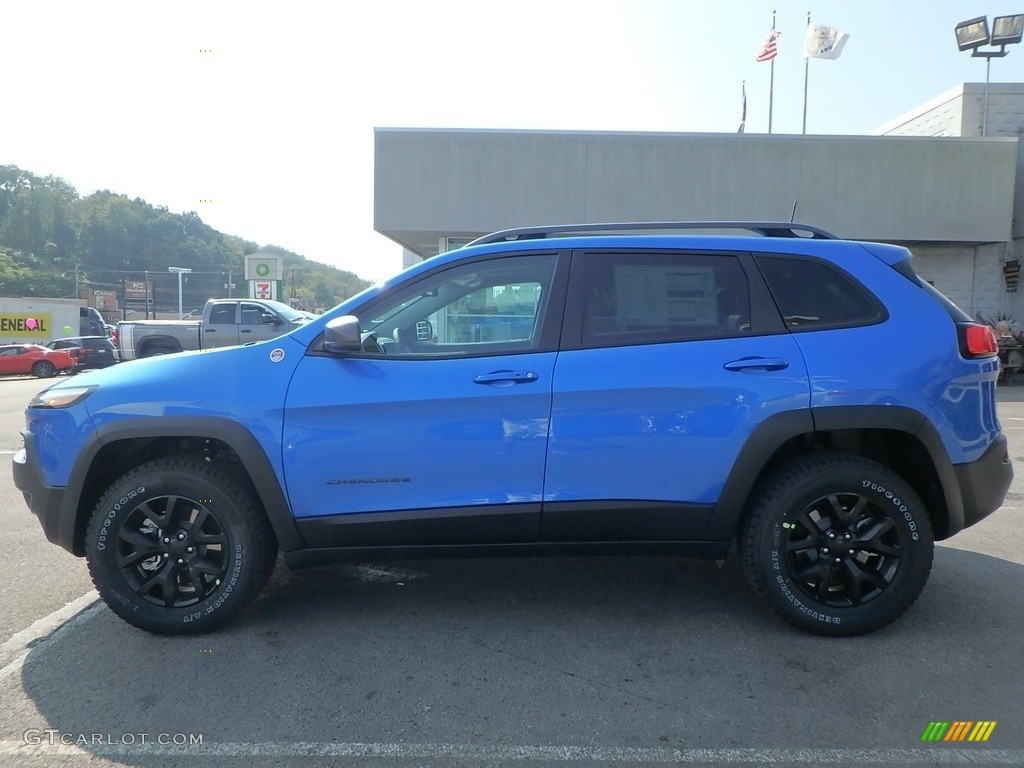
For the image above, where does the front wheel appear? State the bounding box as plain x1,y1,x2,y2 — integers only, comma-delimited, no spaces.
738,454,934,636
85,457,277,634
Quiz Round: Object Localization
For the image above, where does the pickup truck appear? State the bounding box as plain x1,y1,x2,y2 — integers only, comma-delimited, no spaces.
116,298,316,359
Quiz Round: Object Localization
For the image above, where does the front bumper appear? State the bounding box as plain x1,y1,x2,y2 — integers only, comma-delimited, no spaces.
12,432,77,555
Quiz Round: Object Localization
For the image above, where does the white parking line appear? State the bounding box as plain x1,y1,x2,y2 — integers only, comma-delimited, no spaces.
0,741,1020,764
0,592,101,682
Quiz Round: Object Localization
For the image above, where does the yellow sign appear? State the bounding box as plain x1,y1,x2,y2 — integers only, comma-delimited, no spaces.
0,313,52,338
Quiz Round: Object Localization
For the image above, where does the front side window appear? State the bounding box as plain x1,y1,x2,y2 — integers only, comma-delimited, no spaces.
579,251,751,347
356,253,557,357
240,303,275,325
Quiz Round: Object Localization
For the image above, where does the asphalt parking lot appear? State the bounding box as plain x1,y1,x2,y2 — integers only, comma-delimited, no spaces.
0,375,1021,768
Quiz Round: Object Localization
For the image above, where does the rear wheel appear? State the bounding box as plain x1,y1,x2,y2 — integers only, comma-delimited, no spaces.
85,457,277,634
31,360,57,378
738,454,933,636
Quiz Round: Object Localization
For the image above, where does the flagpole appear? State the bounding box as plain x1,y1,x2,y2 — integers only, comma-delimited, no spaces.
738,80,747,133
768,9,776,133
802,11,810,134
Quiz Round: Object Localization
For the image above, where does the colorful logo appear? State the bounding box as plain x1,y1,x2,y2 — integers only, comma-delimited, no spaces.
921,721,997,742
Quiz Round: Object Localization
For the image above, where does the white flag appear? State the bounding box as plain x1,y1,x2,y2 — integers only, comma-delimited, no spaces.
804,23,849,60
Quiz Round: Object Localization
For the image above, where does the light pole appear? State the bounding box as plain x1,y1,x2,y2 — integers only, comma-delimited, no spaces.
955,14,1024,136
168,267,192,319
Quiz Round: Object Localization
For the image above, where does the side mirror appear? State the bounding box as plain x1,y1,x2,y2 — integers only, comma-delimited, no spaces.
323,315,362,353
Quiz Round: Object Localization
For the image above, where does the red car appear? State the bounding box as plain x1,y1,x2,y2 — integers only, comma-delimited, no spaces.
0,344,78,378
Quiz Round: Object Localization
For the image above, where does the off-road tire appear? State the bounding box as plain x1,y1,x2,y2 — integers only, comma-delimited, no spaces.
738,454,934,636
85,456,277,634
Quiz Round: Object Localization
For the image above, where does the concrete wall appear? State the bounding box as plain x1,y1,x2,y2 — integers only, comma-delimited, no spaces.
911,243,1009,319
375,128,1017,255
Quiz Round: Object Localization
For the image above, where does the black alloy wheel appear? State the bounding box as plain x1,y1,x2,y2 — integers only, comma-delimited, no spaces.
115,495,229,608
86,457,276,634
739,454,934,636
782,490,903,608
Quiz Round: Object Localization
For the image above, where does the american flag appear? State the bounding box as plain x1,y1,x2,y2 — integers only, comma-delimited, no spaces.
756,29,781,62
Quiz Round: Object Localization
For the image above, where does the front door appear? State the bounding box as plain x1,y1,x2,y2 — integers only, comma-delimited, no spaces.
282,251,565,547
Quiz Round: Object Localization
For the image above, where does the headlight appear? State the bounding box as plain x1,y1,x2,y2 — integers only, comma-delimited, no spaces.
29,386,96,409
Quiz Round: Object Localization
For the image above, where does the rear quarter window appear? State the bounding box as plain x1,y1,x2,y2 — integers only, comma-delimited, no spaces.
756,255,886,330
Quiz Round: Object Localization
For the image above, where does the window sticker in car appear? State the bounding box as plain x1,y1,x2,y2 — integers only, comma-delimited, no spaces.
614,265,718,326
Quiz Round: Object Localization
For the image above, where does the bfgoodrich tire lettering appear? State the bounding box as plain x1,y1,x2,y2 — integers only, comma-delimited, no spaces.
739,454,934,636
85,457,276,634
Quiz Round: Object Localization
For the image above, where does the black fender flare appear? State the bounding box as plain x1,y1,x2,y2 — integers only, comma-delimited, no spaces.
703,406,963,542
64,416,303,555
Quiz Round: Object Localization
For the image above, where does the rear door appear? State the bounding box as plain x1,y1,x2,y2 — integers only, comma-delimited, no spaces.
543,249,811,541
201,303,240,348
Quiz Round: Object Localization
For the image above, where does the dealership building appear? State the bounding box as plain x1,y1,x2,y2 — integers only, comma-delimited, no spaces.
374,82,1024,324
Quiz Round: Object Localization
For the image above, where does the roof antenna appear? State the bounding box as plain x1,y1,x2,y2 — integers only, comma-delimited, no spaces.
790,200,798,222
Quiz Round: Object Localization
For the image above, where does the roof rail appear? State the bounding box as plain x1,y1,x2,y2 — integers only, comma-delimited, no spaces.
467,221,838,247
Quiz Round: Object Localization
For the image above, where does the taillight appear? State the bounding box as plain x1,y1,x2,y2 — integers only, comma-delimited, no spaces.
958,323,998,358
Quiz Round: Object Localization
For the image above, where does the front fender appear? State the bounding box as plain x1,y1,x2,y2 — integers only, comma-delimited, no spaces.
62,417,303,556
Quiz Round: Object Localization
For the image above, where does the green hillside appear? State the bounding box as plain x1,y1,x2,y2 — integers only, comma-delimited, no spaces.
0,165,372,314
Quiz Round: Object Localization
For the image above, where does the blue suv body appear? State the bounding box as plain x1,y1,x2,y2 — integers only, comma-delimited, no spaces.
13,223,1012,636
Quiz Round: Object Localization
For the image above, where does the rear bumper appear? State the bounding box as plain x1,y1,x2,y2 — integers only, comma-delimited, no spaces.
953,434,1013,533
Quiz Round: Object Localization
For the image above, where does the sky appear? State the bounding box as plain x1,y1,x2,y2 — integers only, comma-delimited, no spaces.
4,0,1024,284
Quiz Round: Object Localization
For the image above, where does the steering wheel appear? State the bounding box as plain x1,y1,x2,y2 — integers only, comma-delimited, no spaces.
392,326,411,355
361,333,387,355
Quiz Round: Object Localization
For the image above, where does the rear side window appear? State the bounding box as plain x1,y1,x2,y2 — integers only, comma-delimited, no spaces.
579,251,751,346
757,256,885,330
208,305,236,324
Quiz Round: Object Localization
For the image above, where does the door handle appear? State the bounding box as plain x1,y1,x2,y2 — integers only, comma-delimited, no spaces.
473,370,540,386
723,357,790,372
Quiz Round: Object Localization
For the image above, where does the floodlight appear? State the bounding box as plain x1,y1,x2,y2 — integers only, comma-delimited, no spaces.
955,16,990,51
991,14,1024,46
955,13,1024,135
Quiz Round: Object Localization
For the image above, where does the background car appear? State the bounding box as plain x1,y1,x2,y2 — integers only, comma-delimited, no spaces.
46,336,118,372
0,344,77,377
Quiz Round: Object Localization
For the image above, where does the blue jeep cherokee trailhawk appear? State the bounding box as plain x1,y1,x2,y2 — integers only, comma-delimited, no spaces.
13,222,1013,636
